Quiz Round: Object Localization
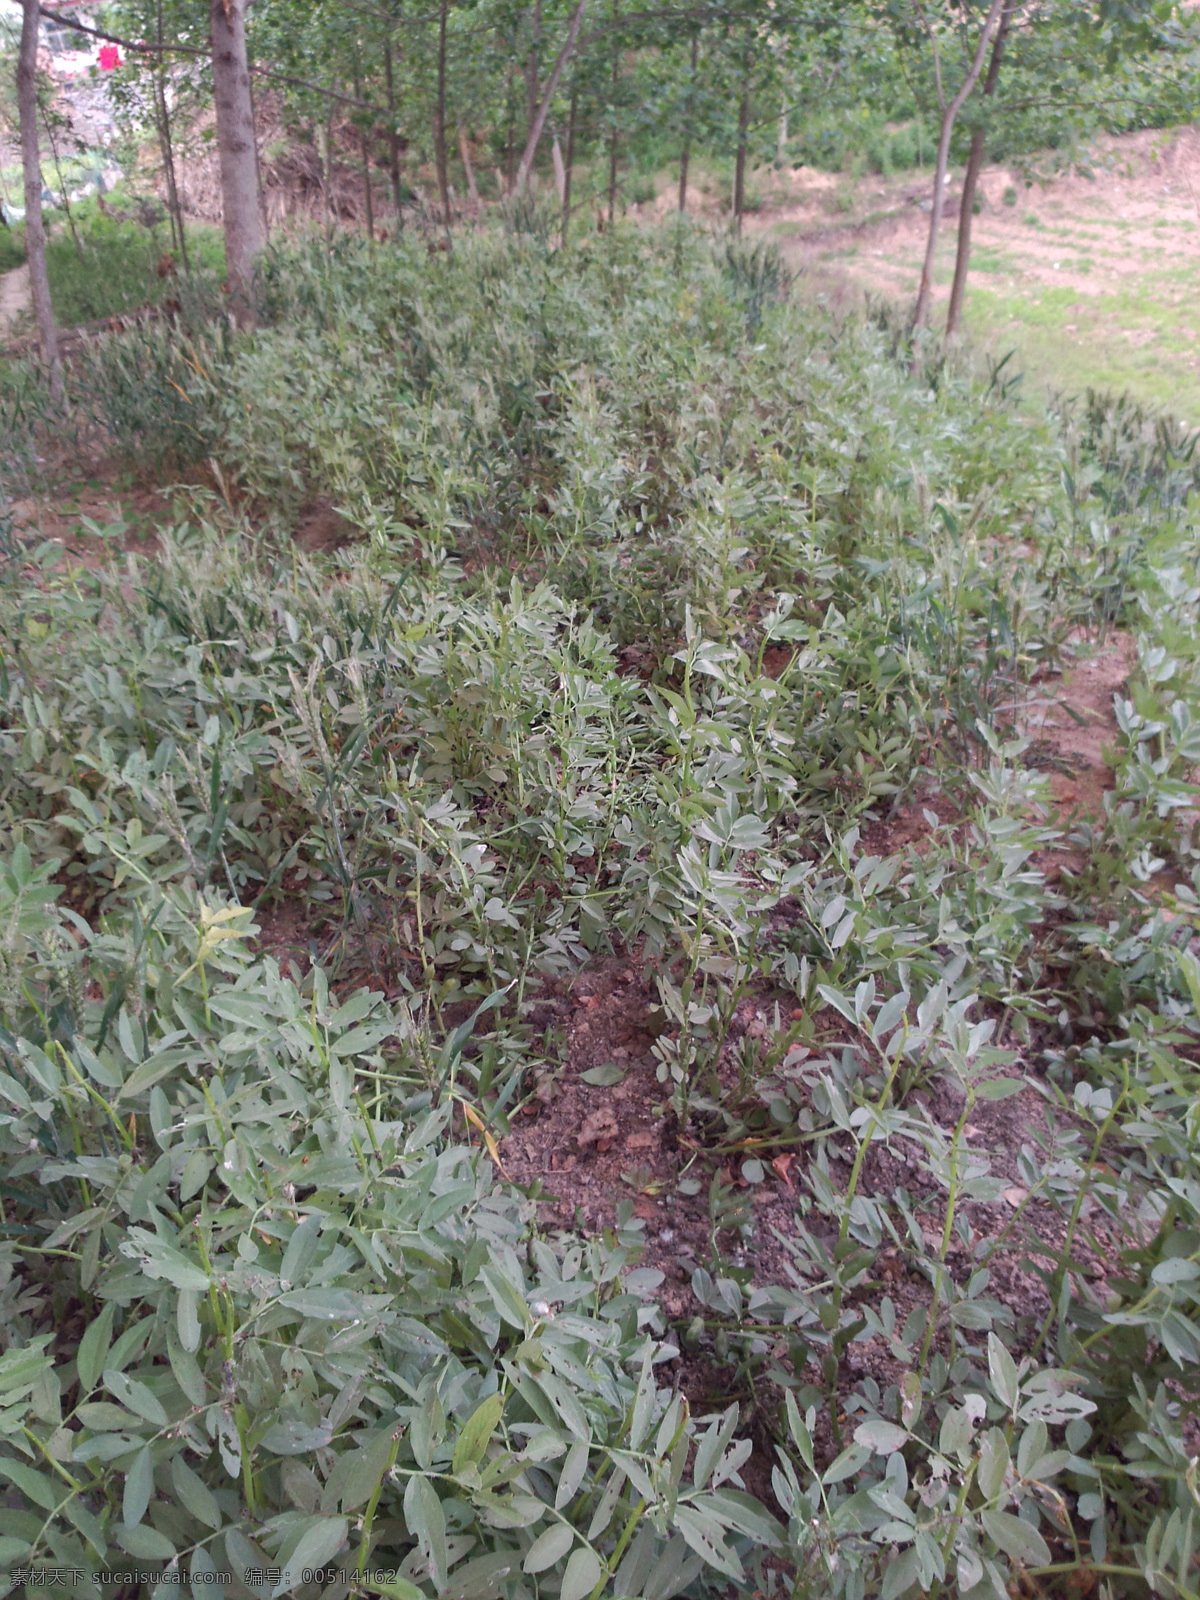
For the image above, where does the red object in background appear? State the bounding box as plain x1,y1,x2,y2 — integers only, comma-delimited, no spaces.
98,44,121,70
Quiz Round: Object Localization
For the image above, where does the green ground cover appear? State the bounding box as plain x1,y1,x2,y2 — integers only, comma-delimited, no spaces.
2,227,1200,1600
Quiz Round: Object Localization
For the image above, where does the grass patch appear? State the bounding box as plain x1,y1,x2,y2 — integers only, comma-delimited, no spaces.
0,223,24,274
44,204,225,324
965,276,1200,419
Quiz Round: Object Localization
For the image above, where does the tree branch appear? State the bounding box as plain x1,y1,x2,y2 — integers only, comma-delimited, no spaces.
513,0,590,196
39,7,382,109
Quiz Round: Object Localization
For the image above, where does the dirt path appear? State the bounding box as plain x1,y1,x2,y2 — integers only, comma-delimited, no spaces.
0,264,30,337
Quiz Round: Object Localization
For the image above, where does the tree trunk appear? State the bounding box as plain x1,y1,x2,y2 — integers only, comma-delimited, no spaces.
434,0,451,227
353,64,374,242
512,0,590,196
910,0,1006,348
606,0,620,225
561,86,576,243
156,0,189,271
946,7,1011,338
17,0,60,399
209,0,263,320
318,118,334,244
552,135,566,202
777,99,787,166
384,40,403,218
247,65,268,243
678,32,697,212
525,0,542,135
504,65,516,192
458,128,480,214
733,81,749,235
154,78,190,271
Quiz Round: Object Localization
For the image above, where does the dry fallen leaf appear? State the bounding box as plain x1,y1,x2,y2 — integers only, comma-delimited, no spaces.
577,1105,619,1149
1003,1185,1028,1207
772,1152,796,1189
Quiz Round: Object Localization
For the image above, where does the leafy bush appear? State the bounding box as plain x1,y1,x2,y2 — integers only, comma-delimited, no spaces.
0,862,777,1599
3,227,1200,1599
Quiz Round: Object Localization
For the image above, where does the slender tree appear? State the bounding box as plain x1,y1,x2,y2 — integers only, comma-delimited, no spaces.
561,83,576,241
434,0,451,225
678,32,697,211
383,37,403,215
154,0,190,271
732,42,751,234
910,0,1005,347
353,60,375,241
946,3,1013,337
458,128,481,213
525,0,542,132
209,0,263,320
513,0,590,196
17,0,60,398
607,0,620,224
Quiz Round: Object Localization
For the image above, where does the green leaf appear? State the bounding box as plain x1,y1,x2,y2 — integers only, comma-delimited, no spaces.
119,1228,210,1292
177,1289,202,1354
191,1544,226,1598
480,1263,531,1332
981,1509,1050,1568
853,1418,908,1456
822,1442,870,1484
0,1459,59,1511
76,1402,142,1431
272,1516,348,1597
0,1337,53,1396
976,1078,1024,1101
524,1523,575,1574
261,1415,334,1455
124,1444,153,1528
226,1528,271,1595
65,1498,108,1559
104,1369,169,1427
988,1332,1020,1413
453,1392,505,1475
76,1303,115,1395
580,1063,624,1086
0,1538,32,1565
439,1552,519,1600
343,1430,400,1512
278,1216,324,1292
977,1429,1011,1503
116,1524,176,1561
172,1455,222,1530
559,1544,603,1600
554,1441,590,1511
628,1348,656,1450
693,1404,738,1490
881,1545,920,1600
167,1325,206,1406
405,1475,448,1588
366,1583,426,1600
673,1505,742,1580
278,1288,367,1321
